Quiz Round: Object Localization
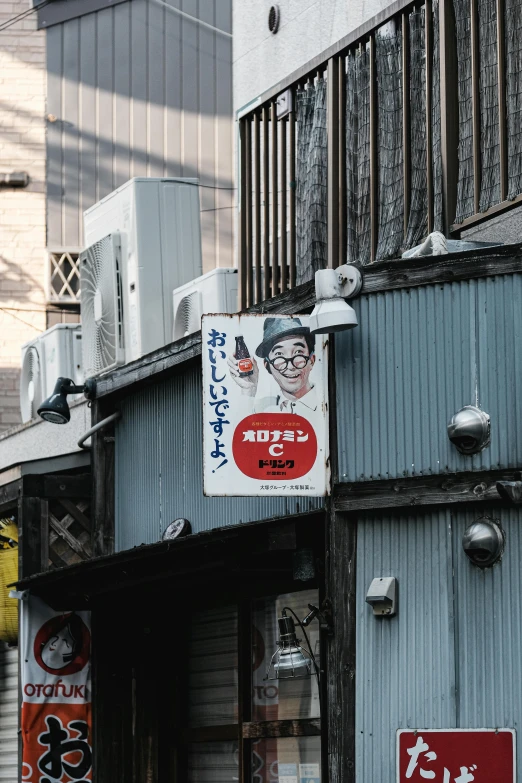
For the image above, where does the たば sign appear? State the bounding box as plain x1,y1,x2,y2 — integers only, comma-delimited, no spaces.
397,729,515,783
203,314,329,496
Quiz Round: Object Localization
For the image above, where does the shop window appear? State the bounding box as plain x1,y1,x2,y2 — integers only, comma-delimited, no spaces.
253,736,321,783
188,606,238,727
184,589,322,783
252,589,320,721
188,741,239,781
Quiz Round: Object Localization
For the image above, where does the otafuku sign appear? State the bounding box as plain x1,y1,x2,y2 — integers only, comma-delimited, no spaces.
202,314,329,496
397,729,516,783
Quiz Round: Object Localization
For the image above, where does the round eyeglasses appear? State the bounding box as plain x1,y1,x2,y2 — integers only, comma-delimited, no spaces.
266,354,312,372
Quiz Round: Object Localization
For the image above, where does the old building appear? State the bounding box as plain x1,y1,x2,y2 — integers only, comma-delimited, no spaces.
3,0,522,782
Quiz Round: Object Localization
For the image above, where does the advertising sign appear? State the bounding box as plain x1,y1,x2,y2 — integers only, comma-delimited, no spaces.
397,729,516,783
21,596,92,783
203,314,329,496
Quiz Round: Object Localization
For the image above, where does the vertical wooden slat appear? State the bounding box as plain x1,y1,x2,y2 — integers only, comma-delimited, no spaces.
41,499,49,572
254,113,262,304
239,601,252,783
339,57,347,265
439,0,459,231
289,98,297,289
271,101,279,298
470,0,481,214
263,106,271,300
370,35,379,261
426,0,435,233
496,0,508,201
238,118,248,311
245,118,253,307
327,57,340,269
402,12,412,238
280,118,288,293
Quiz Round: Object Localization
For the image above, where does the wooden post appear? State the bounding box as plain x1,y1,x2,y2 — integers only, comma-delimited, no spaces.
439,0,459,232
92,399,116,557
17,495,43,578
326,509,357,783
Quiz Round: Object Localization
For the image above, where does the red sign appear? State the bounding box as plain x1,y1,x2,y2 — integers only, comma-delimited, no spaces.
397,729,515,783
232,413,317,480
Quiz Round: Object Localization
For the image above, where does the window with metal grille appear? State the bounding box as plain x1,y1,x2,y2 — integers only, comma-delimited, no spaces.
48,249,81,303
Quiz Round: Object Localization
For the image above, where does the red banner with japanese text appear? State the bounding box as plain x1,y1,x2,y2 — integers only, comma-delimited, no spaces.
21,596,92,783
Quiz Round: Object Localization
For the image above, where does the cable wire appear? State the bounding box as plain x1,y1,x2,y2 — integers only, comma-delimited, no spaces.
0,1,49,33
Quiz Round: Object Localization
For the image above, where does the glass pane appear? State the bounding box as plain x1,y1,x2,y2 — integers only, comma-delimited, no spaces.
188,605,238,727
188,741,239,783
252,736,321,783
252,589,320,721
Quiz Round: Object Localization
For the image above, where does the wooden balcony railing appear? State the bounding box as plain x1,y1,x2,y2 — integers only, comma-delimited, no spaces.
238,0,522,308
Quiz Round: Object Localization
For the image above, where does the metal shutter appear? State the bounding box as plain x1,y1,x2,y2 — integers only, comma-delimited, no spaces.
0,643,18,783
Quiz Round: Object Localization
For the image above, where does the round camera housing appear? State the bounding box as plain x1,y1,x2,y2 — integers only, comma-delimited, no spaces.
447,405,490,455
462,518,504,567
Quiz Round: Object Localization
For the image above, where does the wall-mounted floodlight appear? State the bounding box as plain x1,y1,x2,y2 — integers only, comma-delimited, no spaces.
447,405,490,455
309,264,363,334
37,377,95,424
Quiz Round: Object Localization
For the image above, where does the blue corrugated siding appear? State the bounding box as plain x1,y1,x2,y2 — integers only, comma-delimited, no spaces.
337,274,522,481
357,506,522,782
115,366,323,551
356,509,457,782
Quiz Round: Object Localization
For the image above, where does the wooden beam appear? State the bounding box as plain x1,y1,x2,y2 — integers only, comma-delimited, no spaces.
93,244,522,400
242,719,321,739
333,468,522,512
0,479,21,516
49,512,91,560
326,509,356,783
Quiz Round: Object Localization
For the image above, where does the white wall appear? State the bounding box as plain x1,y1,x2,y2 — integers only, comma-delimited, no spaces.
233,0,394,112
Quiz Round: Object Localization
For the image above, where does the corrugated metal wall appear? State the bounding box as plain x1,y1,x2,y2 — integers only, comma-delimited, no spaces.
356,506,522,782
115,365,322,550
0,643,18,783
337,274,522,481
46,0,233,271
356,509,457,782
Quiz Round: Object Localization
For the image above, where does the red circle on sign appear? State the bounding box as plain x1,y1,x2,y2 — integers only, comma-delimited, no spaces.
232,413,317,480
34,613,91,676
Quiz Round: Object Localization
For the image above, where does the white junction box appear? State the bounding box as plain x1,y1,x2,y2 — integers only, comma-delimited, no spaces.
172,268,238,341
20,324,83,422
81,177,203,376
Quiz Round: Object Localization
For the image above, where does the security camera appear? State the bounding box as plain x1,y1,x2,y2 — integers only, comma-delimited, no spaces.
309,265,362,335
462,518,504,567
447,405,490,455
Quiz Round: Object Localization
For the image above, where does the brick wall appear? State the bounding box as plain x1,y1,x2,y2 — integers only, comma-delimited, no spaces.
0,0,46,432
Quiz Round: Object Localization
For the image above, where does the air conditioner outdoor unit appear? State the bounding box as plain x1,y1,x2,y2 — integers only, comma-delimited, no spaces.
81,177,203,377
172,268,238,341
20,324,83,423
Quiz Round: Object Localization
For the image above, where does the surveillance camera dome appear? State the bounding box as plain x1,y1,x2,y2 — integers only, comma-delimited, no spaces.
447,405,490,455
462,518,504,567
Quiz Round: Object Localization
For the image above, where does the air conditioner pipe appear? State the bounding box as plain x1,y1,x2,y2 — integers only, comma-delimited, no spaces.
78,411,122,450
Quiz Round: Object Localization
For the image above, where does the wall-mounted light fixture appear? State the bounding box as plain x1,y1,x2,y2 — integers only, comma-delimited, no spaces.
264,603,333,682
447,405,490,455
309,264,363,334
38,377,96,424
462,518,504,567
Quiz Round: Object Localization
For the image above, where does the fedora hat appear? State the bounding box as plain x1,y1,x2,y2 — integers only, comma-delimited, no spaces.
255,317,311,358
